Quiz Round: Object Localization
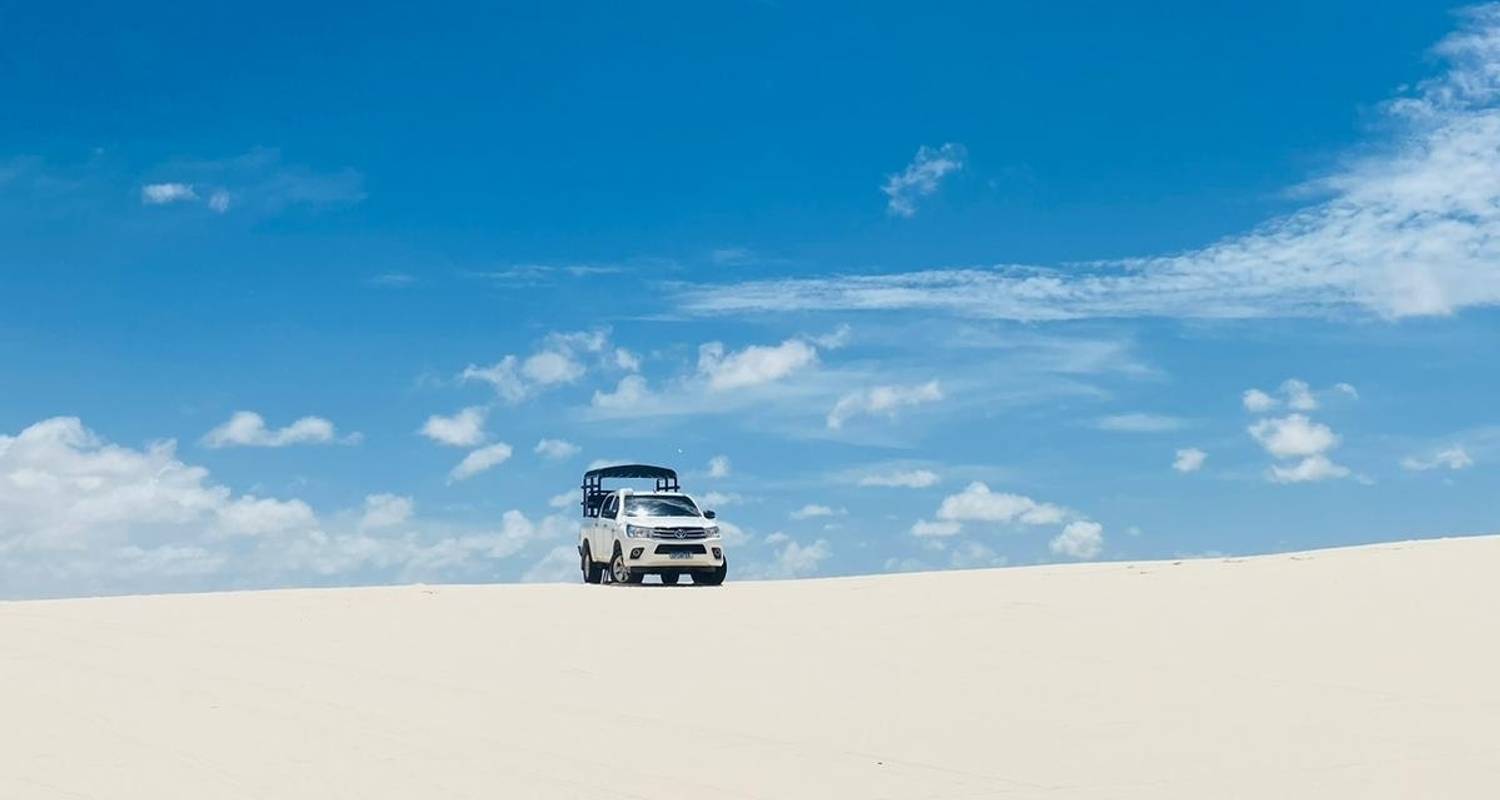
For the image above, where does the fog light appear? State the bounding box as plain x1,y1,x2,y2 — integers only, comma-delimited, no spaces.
711,547,722,559
630,547,644,559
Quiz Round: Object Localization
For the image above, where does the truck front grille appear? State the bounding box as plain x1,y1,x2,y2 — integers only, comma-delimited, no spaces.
652,527,708,539
654,544,708,556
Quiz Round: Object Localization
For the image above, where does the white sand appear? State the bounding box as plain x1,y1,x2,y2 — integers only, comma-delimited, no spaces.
3,536,1498,798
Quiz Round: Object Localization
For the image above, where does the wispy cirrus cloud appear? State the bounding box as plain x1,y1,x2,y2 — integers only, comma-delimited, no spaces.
202,411,358,448
882,143,965,217
682,8,1500,321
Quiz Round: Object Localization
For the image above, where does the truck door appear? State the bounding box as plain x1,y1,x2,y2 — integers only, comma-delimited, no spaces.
598,493,619,557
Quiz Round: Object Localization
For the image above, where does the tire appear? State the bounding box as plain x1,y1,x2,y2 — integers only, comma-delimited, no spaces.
611,548,643,585
580,544,603,584
659,571,681,586
692,560,727,586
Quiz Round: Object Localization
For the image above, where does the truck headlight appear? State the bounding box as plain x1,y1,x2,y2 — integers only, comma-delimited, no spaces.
625,525,654,538
705,525,721,538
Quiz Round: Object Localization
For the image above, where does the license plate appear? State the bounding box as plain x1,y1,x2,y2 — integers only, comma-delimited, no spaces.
669,552,694,559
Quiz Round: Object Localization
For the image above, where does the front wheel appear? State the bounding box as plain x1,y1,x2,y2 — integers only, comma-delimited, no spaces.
611,550,643,585
692,560,727,586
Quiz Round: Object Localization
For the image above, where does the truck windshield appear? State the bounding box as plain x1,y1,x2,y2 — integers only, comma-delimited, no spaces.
622,495,700,518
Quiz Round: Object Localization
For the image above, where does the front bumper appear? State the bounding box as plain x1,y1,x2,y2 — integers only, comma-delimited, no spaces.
624,539,725,570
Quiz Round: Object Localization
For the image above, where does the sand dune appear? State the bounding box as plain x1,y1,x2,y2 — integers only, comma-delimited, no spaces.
3,535,1498,798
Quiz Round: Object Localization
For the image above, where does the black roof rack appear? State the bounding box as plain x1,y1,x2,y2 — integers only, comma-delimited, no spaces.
580,464,680,517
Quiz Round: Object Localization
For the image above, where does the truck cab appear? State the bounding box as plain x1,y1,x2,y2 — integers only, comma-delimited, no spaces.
577,464,727,585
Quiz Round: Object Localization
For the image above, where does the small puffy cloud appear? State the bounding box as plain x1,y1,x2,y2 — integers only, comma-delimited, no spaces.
591,374,653,412
206,189,232,212
359,494,414,530
1049,521,1103,560
202,411,351,448
1269,455,1352,484
1249,414,1350,483
936,482,1066,526
708,455,731,478
1401,445,1474,471
522,350,585,385
827,380,943,429
420,407,487,447
463,328,612,403
449,442,513,482
549,490,578,509
911,519,961,537
216,496,317,537
140,182,197,204
1242,388,1278,413
948,540,1007,569
859,468,940,488
883,143,966,218
534,438,580,460
1249,414,1339,459
697,338,817,391
1093,413,1187,433
1242,379,1356,414
1172,448,1208,473
790,504,843,520
614,348,641,372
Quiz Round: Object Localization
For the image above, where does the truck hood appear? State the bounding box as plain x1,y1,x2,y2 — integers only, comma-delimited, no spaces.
625,516,714,529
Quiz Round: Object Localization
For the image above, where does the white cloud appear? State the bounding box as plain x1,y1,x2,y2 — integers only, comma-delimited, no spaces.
1093,413,1188,433
1248,414,1339,459
827,380,943,429
1242,389,1278,413
936,482,1066,526
858,468,940,488
750,537,831,579
140,182,197,204
1281,379,1318,411
1269,455,1352,484
449,442,513,482
207,189,232,212
811,324,853,350
201,411,352,448
911,519,961,537
1172,448,1208,473
1242,379,1356,414
0,417,582,598
1248,414,1350,483
883,143,966,217
534,438,581,460
682,12,1500,321
463,329,614,403
614,348,641,372
522,350,585,385
590,374,653,413
420,407,488,447
358,494,413,530
1049,521,1104,560
708,455,731,478
790,504,843,520
1401,445,1474,471
697,338,818,390
549,490,578,509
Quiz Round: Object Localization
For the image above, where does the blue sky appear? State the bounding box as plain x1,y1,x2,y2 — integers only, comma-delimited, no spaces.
3,1,1498,598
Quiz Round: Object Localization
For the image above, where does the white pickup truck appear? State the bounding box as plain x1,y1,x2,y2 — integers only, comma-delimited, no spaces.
577,464,727,586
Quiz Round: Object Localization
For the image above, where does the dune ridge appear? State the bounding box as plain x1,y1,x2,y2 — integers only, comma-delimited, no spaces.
4,535,1498,798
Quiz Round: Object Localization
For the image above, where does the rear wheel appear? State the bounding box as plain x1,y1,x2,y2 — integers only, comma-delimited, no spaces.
580,544,603,584
659,571,681,586
692,561,727,586
611,549,643,585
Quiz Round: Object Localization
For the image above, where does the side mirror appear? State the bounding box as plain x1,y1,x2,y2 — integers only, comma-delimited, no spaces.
703,509,717,520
